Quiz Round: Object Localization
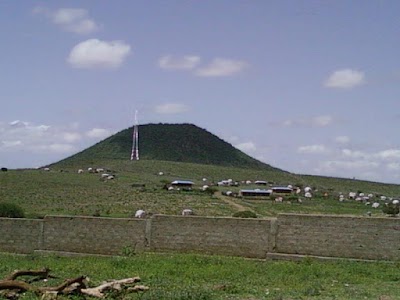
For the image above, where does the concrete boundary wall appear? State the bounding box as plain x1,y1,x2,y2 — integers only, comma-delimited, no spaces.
0,214,399,260
149,215,272,258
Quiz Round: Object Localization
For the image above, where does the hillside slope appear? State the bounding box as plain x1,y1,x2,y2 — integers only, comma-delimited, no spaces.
53,123,282,171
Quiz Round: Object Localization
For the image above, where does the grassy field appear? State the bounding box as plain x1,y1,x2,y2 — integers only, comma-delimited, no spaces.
1,252,400,300
1,160,400,218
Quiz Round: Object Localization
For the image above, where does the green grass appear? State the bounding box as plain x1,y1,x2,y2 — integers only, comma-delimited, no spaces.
1,160,399,218
1,252,399,299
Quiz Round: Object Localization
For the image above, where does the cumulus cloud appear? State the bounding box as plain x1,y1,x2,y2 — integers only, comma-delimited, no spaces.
275,115,333,128
297,144,328,154
33,7,99,34
375,149,400,160
335,135,350,144
0,121,78,154
341,149,368,159
324,69,365,89
195,58,248,77
319,160,380,171
158,55,200,70
154,103,189,114
86,128,112,139
235,142,257,153
67,39,131,69
387,162,400,171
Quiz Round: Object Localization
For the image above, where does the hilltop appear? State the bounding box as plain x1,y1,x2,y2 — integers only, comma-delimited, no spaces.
53,123,283,171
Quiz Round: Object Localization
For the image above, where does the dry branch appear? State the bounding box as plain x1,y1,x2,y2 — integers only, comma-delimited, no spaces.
0,269,148,299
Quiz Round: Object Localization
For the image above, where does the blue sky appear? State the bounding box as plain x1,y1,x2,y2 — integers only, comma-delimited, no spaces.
1,1,400,183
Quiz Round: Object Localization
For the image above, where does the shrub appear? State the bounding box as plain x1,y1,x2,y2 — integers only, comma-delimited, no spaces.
382,203,399,217
0,203,25,218
232,210,257,218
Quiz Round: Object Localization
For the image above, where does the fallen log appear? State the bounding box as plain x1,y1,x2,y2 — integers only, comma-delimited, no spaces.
0,269,148,299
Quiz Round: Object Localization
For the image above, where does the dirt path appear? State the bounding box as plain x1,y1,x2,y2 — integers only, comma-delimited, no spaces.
215,192,254,212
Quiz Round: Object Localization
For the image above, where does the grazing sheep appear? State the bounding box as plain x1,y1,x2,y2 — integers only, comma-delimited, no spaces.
380,195,387,201
392,199,400,205
202,185,209,191
304,187,312,193
182,209,193,216
78,169,84,174
305,192,312,198
368,194,374,198
107,175,115,180
101,173,110,178
372,202,380,209
134,209,146,218
158,172,164,176
275,197,283,202
43,167,50,171
359,193,365,197
168,186,174,191
349,192,356,199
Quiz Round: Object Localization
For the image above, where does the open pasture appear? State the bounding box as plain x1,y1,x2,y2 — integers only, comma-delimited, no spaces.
1,160,400,218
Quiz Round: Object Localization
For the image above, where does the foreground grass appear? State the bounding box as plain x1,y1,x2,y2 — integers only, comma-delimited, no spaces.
1,252,399,299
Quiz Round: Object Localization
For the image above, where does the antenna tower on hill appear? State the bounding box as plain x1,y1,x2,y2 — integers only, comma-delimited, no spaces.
130,110,139,161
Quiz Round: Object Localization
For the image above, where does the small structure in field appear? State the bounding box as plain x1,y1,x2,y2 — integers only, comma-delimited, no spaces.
240,189,272,198
254,180,267,186
272,187,293,194
171,180,194,189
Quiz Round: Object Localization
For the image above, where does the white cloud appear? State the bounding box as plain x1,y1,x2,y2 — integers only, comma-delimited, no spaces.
335,135,350,144
297,144,328,154
312,115,333,127
33,7,99,35
324,69,365,89
63,132,82,143
235,142,257,153
375,149,400,160
158,55,200,70
277,115,334,128
154,103,189,114
319,160,380,172
387,162,400,171
341,149,369,159
0,121,80,155
52,8,98,34
1,140,22,148
195,58,248,77
32,143,76,154
67,39,131,69
86,128,111,139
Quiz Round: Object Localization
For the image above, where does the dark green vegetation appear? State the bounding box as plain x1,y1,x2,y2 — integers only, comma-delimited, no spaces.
54,123,279,170
1,252,400,300
0,202,25,218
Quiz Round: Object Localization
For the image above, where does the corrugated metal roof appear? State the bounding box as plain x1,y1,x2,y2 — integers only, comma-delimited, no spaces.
171,180,194,185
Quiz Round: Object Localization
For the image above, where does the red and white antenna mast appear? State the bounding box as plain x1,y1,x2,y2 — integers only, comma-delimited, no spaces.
130,110,139,161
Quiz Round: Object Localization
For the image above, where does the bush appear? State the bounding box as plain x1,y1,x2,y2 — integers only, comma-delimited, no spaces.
232,210,257,218
382,203,399,217
0,203,25,218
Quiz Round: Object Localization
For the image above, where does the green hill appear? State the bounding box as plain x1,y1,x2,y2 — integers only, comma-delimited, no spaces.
53,123,282,171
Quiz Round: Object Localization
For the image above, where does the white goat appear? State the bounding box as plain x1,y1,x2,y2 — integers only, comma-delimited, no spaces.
134,209,146,218
182,209,194,216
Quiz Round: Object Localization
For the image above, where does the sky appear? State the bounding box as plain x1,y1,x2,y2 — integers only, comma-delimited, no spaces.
1,1,400,184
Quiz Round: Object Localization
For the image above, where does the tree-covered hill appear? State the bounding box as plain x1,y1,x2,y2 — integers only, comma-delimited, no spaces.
52,123,283,171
